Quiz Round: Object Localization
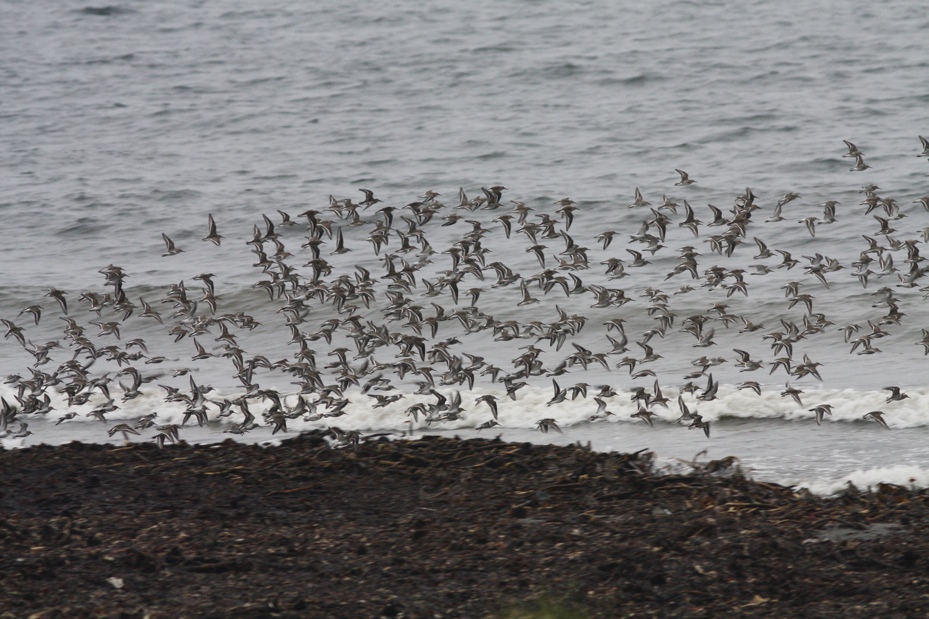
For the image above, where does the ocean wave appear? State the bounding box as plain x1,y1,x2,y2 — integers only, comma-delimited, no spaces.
797,465,929,496
5,382,925,439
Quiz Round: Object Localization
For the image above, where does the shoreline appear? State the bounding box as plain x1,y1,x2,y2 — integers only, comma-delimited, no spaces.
2,432,928,617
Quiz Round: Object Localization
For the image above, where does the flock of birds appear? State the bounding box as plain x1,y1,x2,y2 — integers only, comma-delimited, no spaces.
2,136,929,447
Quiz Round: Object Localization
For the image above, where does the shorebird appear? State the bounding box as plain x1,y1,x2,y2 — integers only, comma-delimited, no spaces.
628,188,650,208
203,214,223,245
776,250,799,270
808,404,833,426
161,233,183,256
1,319,26,346
547,380,568,406
732,349,763,372
56,412,77,425
766,203,784,223
679,201,702,236
595,230,617,250
536,418,562,434
821,201,839,223
17,305,42,326
658,195,678,212
474,394,499,419
675,395,696,423
675,169,696,186
863,411,890,429
843,139,862,158
590,397,613,421
737,381,762,395
134,412,158,430
706,204,727,226
850,154,870,171
781,383,804,406
799,216,818,237
107,423,141,440
696,374,718,401
688,414,710,438
8,422,32,439
916,329,929,355
45,288,69,314
631,405,657,428
753,237,773,259
884,386,909,403
359,188,381,209
503,378,527,401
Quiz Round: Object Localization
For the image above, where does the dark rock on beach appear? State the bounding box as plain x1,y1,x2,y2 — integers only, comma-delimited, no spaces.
2,432,929,618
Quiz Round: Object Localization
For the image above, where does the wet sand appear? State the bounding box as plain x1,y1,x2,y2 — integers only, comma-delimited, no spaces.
2,432,928,618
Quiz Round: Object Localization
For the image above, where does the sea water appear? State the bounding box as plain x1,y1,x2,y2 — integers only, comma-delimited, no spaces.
3,0,929,494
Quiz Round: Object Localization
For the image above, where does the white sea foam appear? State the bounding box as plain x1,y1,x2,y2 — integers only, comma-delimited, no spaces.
796,465,929,496
7,381,929,436
6,380,929,496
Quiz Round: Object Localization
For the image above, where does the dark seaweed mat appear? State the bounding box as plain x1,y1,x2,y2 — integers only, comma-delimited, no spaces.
2,432,929,618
